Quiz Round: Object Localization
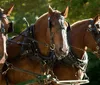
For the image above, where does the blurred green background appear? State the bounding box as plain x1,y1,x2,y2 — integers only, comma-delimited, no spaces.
0,0,100,85
1,0,100,33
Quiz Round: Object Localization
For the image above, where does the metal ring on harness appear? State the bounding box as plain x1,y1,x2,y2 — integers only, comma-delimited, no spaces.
50,44,55,50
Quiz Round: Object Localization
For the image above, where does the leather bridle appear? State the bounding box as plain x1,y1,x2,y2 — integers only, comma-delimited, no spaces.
88,20,100,55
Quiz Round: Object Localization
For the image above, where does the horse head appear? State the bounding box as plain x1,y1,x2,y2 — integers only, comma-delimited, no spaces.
0,5,14,67
86,14,100,58
0,5,14,34
34,6,70,60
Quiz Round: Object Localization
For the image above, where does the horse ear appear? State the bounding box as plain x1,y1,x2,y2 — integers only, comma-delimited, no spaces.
61,6,69,18
4,5,14,16
93,14,100,23
48,5,54,16
0,8,4,13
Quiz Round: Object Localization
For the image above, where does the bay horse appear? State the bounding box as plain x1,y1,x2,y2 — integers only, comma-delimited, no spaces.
2,6,70,85
52,14,100,85
0,5,14,84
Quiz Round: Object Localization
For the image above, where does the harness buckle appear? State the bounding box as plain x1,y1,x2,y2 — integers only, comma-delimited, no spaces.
50,44,55,50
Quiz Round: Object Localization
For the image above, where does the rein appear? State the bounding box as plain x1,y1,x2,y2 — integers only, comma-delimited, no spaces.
70,45,87,52
3,62,52,85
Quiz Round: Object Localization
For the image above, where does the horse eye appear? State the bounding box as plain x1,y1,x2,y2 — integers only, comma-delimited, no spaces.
95,24,99,28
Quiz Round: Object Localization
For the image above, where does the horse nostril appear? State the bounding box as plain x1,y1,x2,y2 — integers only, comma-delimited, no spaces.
96,24,99,28
58,47,69,57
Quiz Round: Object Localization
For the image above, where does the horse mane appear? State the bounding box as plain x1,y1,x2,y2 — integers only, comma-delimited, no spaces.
71,18,93,27
35,12,48,23
9,27,28,40
10,36,17,40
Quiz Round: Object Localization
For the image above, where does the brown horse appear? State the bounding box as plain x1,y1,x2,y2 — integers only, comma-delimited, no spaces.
0,5,14,67
0,5,14,85
2,6,69,85
52,14,100,85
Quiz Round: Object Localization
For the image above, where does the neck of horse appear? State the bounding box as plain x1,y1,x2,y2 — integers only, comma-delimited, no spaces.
70,20,91,59
7,30,28,60
34,13,51,56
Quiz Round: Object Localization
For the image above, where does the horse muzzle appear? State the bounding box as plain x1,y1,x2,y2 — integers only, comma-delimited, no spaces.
55,49,69,60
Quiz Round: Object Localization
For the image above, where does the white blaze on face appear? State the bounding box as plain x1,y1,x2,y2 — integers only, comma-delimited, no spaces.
61,29,69,54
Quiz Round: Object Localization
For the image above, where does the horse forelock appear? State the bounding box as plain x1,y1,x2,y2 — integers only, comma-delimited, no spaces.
55,10,61,13
35,9,62,25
